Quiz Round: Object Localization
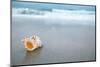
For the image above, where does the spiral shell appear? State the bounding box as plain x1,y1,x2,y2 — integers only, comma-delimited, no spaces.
22,35,42,51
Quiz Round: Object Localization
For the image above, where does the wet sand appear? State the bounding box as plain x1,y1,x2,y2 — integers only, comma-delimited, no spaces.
11,16,95,65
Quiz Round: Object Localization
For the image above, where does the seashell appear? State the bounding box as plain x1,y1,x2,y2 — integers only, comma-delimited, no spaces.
22,34,42,51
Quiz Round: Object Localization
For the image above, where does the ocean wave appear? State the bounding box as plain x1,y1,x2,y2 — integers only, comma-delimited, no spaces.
12,8,95,15
12,8,95,25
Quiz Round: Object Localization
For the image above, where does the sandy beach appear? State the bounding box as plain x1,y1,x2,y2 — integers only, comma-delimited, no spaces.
11,15,95,65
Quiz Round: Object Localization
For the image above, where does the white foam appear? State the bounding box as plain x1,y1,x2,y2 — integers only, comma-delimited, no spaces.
12,8,95,25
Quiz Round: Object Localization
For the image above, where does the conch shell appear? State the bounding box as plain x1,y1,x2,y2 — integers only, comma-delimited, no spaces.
22,35,42,51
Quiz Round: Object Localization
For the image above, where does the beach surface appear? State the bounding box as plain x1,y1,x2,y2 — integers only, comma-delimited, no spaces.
11,15,95,65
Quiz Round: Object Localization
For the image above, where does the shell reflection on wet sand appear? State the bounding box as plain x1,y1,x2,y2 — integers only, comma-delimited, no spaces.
23,47,43,64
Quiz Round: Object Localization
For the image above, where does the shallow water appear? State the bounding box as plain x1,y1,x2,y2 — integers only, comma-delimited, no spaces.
11,15,95,65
